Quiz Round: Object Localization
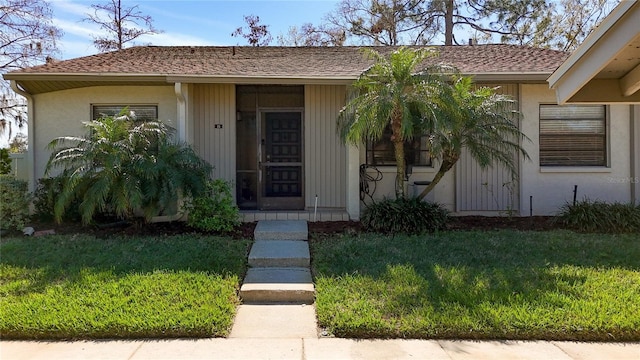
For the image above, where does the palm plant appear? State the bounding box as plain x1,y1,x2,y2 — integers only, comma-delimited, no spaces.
339,47,529,200
46,111,212,224
338,46,445,198
416,76,529,199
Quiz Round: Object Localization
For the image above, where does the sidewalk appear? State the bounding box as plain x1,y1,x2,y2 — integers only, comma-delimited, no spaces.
2,338,639,360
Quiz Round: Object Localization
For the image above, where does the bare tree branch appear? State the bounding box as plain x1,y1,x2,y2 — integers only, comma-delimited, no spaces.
82,0,162,52
1,0,61,140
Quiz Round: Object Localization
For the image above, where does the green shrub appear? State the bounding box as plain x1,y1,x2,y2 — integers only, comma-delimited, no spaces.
186,179,240,233
0,175,30,231
557,199,640,233
46,112,212,224
362,197,449,235
32,177,82,223
0,148,11,175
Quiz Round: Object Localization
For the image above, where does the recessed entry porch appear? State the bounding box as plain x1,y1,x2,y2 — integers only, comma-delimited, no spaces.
240,209,350,222
191,83,353,219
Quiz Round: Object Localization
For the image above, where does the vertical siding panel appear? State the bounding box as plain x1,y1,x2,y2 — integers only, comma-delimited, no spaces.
192,84,235,183
457,83,520,212
305,85,346,208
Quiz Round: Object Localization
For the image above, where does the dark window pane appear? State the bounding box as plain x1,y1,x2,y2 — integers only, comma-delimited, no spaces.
366,127,431,166
92,105,158,121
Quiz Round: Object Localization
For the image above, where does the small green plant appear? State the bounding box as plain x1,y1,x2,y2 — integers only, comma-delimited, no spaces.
361,197,449,235
187,179,240,233
0,148,11,175
0,175,30,231
32,177,82,222
482,180,517,218
557,199,640,233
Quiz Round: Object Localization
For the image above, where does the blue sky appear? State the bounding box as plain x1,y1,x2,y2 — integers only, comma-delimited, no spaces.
2,1,342,146
50,0,342,59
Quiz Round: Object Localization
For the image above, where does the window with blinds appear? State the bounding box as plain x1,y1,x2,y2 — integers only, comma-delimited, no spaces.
366,126,431,167
539,104,607,166
92,105,158,121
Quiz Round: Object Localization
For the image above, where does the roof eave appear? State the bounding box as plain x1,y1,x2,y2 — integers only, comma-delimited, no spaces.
470,72,552,82
547,0,639,104
4,71,553,83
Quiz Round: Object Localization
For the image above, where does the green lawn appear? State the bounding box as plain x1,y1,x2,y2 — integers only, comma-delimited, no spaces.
0,234,250,339
312,230,640,341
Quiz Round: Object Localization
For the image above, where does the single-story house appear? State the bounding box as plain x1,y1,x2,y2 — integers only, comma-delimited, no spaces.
548,0,640,203
4,41,638,221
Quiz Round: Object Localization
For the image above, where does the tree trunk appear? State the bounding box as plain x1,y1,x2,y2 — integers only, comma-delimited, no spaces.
417,156,456,200
393,138,406,198
391,109,405,198
117,0,123,49
444,0,454,45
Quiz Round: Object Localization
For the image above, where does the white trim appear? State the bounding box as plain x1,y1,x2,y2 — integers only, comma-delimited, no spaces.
5,72,555,85
621,63,640,97
548,1,639,104
10,80,35,192
346,144,360,220
539,167,611,173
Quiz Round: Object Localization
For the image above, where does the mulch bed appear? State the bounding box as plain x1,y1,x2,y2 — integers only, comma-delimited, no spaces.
15,216,560,240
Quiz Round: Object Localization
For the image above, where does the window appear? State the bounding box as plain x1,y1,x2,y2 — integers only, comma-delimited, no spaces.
92,105,158,121
366,127,431,166
539,104,606,166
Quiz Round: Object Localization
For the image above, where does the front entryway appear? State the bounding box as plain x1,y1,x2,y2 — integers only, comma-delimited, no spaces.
260,111,304,210
236,85,305,211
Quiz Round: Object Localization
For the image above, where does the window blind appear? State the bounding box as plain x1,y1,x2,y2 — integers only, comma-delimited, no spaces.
92,105,158,121
539,105,606,166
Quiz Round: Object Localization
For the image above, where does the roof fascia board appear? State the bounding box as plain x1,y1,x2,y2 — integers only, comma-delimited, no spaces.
3,73,169,82
165,75,356,85
548,1,639,103
470,72,551,82
4,72,551,83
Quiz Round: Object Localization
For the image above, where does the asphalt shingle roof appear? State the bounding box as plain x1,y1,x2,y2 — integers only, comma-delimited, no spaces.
10,45,569,77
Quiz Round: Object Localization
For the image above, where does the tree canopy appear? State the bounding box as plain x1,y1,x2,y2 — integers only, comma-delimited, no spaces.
83,0,161,52
274,0,615,50
1,0,61,138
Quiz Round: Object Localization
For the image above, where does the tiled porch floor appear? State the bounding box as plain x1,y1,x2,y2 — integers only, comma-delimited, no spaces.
240,209,350,222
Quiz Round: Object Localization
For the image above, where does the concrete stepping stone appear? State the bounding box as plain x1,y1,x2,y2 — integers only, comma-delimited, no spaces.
240,267,315,304
248,240,310,268
254,220,308,241
229,304,317,338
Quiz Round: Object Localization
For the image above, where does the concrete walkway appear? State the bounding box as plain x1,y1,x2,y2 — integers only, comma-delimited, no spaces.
3,339,639,359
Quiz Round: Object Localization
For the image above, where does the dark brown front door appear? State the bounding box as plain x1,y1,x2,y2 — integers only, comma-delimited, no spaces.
259,111,304,210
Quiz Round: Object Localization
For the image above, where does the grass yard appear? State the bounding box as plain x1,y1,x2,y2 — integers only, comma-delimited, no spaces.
0,234,250,339
312,230,640,341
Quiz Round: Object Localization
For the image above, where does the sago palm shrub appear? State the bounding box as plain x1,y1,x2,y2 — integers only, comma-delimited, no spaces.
46,111,212,225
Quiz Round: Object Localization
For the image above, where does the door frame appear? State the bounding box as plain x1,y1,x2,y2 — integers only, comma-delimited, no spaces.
257,108,305,210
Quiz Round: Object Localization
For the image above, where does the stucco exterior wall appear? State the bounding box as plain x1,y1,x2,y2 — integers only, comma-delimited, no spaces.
360,159,455,211
519,84,632,215
32,85,177,180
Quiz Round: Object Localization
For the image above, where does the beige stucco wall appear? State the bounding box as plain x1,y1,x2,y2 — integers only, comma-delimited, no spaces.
520,84,632,215
360,158,455,211
32,85,177,180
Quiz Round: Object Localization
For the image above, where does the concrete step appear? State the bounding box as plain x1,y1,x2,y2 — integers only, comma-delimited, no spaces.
240,267,315,304
248,240,310,268
254,220,308,241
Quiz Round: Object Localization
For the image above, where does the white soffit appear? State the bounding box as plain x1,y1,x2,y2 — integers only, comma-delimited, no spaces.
548,0,640,104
